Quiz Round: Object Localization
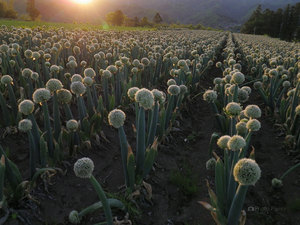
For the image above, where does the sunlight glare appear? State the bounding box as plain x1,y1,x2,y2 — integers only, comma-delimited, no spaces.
71,0,93,4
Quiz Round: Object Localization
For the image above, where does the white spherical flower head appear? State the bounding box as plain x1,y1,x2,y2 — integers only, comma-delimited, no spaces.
238,89,249,103
132,59,140,67
241,86,251,95
127,87,139,101
167,79,176,86
108,109,126,129
227,135,246,151
283,81,290,88
141,58,150,66
19,100,34,115
253,81,262,90
233,158,261,185
32,88,51,104
167,85,180,96
203,90,217,102
22,68,33,78
31,72,39,81
177,59,187,68
46,78,63,92
84,68,96,78
225,102,242,117
69,210,80,224
131,67,138,74
24,49,33,59
179,85,188,94
228,85,238,95
228,58,236,66
71,74,83,83
107,65,118,74
66,119,79,132
135,88,155,110
152,89,165,103
217,135,231,149
244,105,261,119
50,65,59,74
214,77,223,85
271,178,283,188
232,72,245,84
83,77,93,86
74,157,94,179
18,119,32,132
236,121,247,135
1,75,13,85
70,81,86,96
206,158,217,171
216,62,222,68
246,119,261,132
102,70,112,79
57,89,72,104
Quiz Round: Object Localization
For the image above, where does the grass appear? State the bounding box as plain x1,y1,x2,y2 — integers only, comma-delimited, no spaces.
170,162,199,196
0,19,155,31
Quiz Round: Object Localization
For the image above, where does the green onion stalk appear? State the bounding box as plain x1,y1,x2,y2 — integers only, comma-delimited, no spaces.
164,94,175,130
28,113,41,161
77,95,87,122
73,158,114,225
0,145,22,191
0,155,5,202
272,162,300,187
146,101,159,148
118,125,130,187
68,199,125,225
42,101,54,157
136,106,146,176
115,69,122,106
290,81,300,120
227,157,261,225
0,91,11,126
101,76,110,110
226,150,238,210
90,175,113,225
86,85,95,117
27,128,38,178
227,184,248,225
53,92,61,141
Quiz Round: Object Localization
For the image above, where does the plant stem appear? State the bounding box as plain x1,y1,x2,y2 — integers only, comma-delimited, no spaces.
89,175,113,225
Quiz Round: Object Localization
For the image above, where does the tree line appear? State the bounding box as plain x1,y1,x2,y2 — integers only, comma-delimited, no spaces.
0,0,40,20
104,10,213,30
241,3,300,42
105,10,163,27
0,0,17,19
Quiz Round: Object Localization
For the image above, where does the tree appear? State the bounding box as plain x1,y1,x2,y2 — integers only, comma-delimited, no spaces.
153,12,162,24
0,0,17,19
0,1,8,17
140,17,150,27
133,16,139,27
124,16,135,27
280,4,290,40
241,5,264,34
26,0,40,21
105,10,125,26
241,2,300,41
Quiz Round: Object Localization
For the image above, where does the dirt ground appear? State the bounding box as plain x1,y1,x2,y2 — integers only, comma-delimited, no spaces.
2,43,300,225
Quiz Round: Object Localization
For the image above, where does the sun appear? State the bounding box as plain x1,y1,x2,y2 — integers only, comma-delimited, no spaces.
71,0,93,4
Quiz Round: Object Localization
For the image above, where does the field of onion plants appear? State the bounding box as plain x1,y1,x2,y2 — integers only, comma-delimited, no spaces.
0,26,299,225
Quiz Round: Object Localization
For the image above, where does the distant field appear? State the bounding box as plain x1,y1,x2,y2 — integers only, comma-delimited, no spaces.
0,19,155,31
